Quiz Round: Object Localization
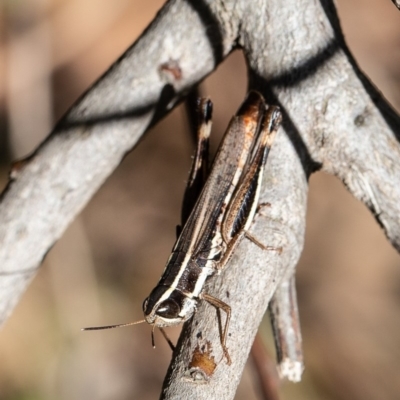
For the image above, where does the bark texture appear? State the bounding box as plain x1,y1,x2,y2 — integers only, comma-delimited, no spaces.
0,0,399,399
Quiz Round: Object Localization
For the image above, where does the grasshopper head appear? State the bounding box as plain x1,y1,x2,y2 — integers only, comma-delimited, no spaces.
143,286,196,327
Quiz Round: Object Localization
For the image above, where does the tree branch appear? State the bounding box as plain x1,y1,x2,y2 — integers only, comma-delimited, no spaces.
161,0,400,398
0,0,235,325
0,0,399,399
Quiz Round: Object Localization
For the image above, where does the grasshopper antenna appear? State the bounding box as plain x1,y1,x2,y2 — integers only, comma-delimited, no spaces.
82,319,146,331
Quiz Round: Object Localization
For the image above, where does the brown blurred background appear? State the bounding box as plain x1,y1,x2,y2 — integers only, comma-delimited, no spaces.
0,1,399,399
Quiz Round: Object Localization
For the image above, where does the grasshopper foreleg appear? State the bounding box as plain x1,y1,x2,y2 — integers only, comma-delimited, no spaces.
200,292,232,365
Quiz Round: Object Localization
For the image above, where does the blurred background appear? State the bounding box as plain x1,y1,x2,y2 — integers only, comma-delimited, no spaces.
0,0,399,399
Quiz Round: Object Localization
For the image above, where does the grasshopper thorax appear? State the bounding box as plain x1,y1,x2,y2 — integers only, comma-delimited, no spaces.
143,285,197,327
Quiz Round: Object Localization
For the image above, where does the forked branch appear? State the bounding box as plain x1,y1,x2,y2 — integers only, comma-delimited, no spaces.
0,1,399,400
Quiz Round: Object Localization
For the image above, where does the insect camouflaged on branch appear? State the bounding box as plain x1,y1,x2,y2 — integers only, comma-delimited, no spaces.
83,91,282,365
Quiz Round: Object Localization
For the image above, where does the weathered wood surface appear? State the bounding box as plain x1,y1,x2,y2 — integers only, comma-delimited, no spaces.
0,1,399,399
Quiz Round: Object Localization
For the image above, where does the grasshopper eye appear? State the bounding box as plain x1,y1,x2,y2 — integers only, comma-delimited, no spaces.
156,299,180,319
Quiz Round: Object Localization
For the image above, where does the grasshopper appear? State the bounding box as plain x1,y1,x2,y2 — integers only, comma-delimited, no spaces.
84,91,282,364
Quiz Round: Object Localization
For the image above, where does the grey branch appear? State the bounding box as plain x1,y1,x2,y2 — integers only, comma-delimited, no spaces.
392,0,400,10
269,274,303,382
0,0,399,399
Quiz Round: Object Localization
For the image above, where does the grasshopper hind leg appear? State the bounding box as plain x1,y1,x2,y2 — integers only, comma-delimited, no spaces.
180,97,213,227
200,292,232,365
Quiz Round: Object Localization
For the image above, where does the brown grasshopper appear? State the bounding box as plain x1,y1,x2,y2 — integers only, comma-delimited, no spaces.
84,91,282,364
